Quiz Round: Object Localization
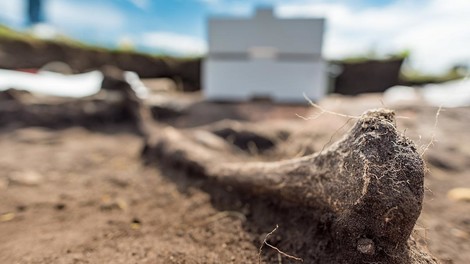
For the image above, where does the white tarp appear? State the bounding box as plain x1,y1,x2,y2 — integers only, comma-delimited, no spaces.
0,69,149,99
384,78,470,107
0,69,103,98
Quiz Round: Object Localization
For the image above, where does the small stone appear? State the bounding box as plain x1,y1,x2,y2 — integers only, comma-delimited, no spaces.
0,212,15,222
448,188,470,202
130,218,142,230
450,228,469,239
16,205,27,212
0,177,8,190
55,203,66,211
116,198,128,211
357,238,376,255
9,171,43,186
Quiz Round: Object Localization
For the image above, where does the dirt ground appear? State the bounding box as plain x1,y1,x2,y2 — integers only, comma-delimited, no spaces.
0,95,469,263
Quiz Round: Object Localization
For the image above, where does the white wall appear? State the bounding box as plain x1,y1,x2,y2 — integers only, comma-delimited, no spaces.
204,60,327,103
204,8,327,103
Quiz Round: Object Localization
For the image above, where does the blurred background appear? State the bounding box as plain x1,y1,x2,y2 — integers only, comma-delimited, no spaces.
1,0,469,72
0,0,469,94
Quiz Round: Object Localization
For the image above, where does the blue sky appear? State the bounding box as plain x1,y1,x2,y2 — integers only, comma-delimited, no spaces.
0,0,469,73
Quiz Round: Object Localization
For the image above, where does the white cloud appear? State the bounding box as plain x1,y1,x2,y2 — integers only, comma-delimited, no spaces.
277,0,470,73
141,32,207,55
0,1,25,26
129,0,150,10
47,0,125,31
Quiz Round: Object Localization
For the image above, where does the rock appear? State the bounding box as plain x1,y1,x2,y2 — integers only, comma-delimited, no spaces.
448,188,470,202
0,177,9,190
0,212,15,222
8,170,43,186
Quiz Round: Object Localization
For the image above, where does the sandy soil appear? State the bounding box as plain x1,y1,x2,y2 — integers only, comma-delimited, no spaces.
0,97,469,263
0,126,261,264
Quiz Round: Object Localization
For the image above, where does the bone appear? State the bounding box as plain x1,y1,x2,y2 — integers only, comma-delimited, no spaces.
142,109,437,263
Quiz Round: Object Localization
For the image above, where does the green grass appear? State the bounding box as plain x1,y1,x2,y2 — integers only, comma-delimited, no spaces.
0,25,200,61
400,68,465,85
0,24,105,51
0,25,37,42
337,50,410,64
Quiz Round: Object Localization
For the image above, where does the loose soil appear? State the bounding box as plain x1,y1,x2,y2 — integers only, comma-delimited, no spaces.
0,95,469,263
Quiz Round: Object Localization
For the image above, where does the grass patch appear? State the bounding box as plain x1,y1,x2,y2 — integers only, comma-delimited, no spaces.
400,67,466,85
0,25,201,61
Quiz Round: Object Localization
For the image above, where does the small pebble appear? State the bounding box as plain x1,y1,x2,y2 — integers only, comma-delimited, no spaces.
448,188,470,202
357,238,375,255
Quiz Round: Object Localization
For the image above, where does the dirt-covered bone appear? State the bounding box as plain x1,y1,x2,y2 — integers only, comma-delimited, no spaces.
143,109,436,263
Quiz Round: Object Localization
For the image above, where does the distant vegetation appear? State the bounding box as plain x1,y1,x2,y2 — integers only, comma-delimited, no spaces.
0,25,36,42
338,50,410,64
337,49,467,85
0,25,465,85
0,24,105,50
0,25,200,60
400,65,468,85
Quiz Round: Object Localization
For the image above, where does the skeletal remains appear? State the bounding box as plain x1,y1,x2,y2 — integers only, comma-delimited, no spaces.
142,107,438,263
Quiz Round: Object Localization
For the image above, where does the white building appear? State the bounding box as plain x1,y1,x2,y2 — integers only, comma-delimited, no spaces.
203,8,327,103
